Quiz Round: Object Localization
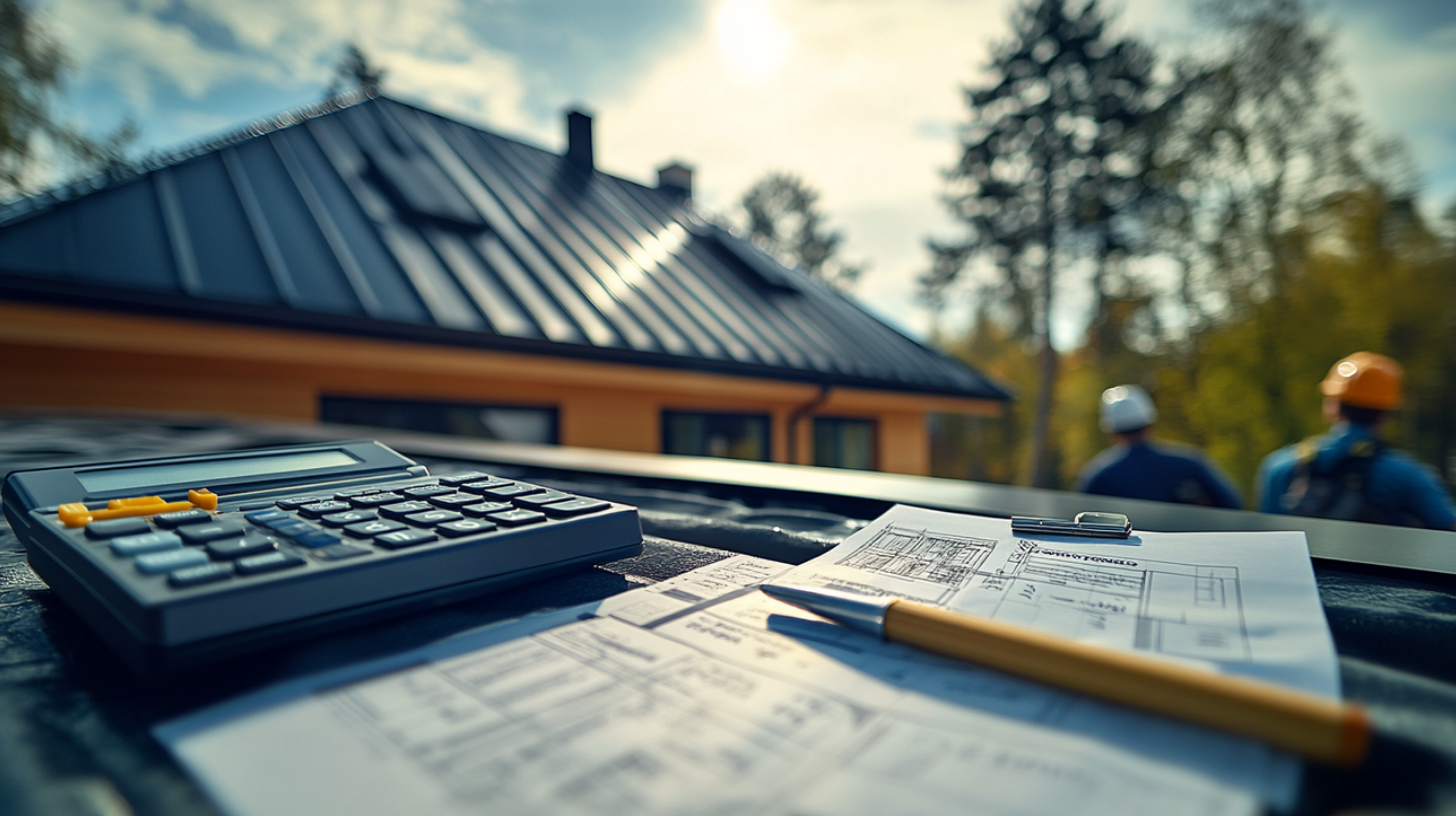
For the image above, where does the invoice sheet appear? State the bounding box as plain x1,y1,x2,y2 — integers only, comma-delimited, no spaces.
155,507,1334,815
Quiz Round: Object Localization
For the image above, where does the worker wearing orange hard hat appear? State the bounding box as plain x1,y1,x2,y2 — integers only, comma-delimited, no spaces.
1257,352,1456,529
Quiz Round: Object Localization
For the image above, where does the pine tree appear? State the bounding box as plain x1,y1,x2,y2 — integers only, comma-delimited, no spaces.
739,172,865,291
925,0,1157,486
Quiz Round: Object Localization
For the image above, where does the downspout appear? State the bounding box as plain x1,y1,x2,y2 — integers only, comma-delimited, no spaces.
786,383,833,465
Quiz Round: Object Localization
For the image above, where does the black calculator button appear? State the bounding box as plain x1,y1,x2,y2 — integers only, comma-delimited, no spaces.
458,478,512,494
154,509,214,528
333,487,378,499
236,551,307,575
426,492,478,509
206,533,277,560
245,509,290,525
401,484,451,499
169,562,235,588
343,519,406,538
512,490,573,509
85,517,152,540
320,509,379,527
461,501,512,518
237,501,276,511
438,471,493,486
348,492,403,507
380,501,434,519
374,529,438,550
136,548,210,575
313,543,371,561
437,519,497,538
298,501,351,519
276,496,326,510
477,483,545,500
404,509,462,527
541,498,611,517
486,509,547,527
110,531,183,557
178,523,250,545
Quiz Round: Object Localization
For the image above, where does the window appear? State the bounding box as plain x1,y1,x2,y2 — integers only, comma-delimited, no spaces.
813,417,877,470
662,411,770,461
319,396,557,444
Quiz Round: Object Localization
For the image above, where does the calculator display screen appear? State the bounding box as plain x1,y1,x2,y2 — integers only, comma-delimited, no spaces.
76,450,361,493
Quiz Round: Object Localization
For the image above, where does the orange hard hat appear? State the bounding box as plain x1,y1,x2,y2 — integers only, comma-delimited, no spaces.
1320,351,1403,410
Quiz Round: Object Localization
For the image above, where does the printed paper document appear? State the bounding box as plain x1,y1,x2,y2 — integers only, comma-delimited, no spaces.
158,506,1341,815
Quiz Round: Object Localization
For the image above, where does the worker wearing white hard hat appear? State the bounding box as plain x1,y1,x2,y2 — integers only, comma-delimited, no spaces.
1075,385,1243,509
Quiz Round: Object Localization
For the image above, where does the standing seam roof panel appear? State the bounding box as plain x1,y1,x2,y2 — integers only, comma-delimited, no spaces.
402,116,597,345
221,147,300,307
270,130,382,317
297,119,430,323
437,119,645,350
608,181,818,369
458,125,679,354
595,184,788,366
482,135,719,359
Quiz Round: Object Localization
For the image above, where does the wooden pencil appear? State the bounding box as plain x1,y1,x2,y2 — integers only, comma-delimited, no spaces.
883,598,1369,766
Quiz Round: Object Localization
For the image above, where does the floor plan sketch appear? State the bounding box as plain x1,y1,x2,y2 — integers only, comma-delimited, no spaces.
991,541,1251,662
834,525,996,601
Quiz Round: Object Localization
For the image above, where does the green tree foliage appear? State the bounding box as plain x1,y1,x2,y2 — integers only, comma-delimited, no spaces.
738,172,865,291
926,0,1159,487
0,0,133,199
930,0,1456,507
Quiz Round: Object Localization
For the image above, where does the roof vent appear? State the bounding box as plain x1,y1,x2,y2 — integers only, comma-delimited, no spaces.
566,109,594,173
657,162,693,200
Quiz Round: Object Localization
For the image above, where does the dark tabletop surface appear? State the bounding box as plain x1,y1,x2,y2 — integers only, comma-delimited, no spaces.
3,414,1456,816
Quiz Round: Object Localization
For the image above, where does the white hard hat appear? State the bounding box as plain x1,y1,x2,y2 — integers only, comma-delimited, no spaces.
1100,385,1157,434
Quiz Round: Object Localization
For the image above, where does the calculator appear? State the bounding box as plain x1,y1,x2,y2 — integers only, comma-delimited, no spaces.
1,440,642,673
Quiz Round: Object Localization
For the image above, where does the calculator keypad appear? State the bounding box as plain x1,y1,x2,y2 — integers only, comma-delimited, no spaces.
76,475,614,592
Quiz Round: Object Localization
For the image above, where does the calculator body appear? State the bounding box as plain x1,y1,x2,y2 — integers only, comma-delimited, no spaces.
2,440,642,673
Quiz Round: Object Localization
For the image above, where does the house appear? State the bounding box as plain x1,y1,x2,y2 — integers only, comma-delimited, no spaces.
0,92,1008,475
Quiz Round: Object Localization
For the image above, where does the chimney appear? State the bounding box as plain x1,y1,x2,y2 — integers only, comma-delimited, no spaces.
566,109,594,173
657,162,693,200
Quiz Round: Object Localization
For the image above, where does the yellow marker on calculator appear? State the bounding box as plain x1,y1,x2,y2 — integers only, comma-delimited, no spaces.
58,488,218,527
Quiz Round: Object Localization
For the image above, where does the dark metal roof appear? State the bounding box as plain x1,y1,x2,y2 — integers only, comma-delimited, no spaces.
0,95,1009,402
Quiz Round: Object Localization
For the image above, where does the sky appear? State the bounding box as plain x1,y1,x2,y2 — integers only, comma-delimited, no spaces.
37,0,1456,346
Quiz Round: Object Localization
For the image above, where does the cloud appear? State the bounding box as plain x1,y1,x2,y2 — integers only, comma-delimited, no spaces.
594,0,1009,338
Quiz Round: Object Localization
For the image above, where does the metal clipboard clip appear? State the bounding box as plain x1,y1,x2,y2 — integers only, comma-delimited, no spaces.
1010,512,1132,539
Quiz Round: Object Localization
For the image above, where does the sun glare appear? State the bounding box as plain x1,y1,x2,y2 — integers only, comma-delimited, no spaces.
715,0,790,81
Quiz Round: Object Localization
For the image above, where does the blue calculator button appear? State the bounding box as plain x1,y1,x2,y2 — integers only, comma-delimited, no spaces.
169,562,234,588
136,548,209,575
236,501,276,511
245,509,289,524
235,551,307,575
270,520,315,536
295,530,343,549
110,531,182,557
84,517,152,540
375,529,438,550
